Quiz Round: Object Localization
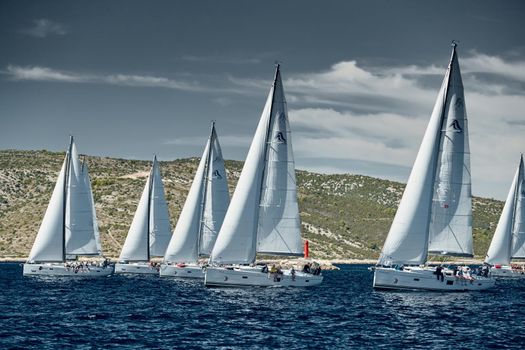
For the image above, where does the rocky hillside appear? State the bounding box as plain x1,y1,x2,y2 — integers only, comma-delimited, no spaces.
0,150,503,260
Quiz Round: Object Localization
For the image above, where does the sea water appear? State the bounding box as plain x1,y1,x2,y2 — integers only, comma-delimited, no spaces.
1,263,524,349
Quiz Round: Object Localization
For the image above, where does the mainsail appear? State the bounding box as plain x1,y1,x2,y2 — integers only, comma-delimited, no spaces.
149,159,172,256
199,124,230,255
511,156,525,258
428,45,473,257
210,65,303,265
379,43,472,266
84,162,103,255
164,123,230,263
65,142,100,255
119,157,172,261
485,156,525,265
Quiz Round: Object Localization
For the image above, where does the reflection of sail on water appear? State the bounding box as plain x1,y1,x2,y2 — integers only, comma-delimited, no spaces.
119,157,171,261
210,64,303,265
163,123,230,263
485,156,525,265
27,137,103,263
379,43,472,266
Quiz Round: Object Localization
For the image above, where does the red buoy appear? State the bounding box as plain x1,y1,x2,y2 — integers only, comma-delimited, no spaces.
304,240,309,258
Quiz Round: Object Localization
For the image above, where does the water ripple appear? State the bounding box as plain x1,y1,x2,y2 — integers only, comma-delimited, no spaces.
1,263,524,349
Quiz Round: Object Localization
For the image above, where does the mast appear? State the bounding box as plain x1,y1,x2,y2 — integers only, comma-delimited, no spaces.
197,122,215,256
146,156,155,261
251,63,281,262
62,136,74,262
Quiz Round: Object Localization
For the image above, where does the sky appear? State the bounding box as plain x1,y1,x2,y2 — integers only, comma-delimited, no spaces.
0,0,524,200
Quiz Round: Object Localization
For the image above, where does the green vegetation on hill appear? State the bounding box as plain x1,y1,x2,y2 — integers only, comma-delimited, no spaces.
0,150,503,260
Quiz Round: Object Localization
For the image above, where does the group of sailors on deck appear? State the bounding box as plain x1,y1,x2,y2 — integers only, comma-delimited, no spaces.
434,265,490,281
260,262,322,282
64,259,110,273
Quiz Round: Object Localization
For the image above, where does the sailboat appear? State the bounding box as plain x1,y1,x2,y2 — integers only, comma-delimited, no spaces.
23,136,113,276
115,156,172,274
484,155,525,278
204,65,323,287
373,43,495,291
160,122,230,279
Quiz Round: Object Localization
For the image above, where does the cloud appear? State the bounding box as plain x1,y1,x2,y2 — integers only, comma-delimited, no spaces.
4,65,206,92
289,108,427,167
461,53,525,83
21,19,67,38
5,65,84,82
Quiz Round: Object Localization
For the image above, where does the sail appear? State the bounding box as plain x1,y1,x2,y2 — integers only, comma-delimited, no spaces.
485,160,520,265
256,69,303,256
199,124,230,256
65,141,99,256
164,145,208,263
428,47,473,257
511,156,525,258
84,163,103,255
27,157,68,262
210,68,277,265
379,47,455,266
119,171,152,261
149,158,172,257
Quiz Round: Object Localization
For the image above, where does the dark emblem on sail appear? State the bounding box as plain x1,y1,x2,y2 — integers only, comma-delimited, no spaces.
450,120,462,132
212,170,222,179
275,131,287,144
454,97,463,110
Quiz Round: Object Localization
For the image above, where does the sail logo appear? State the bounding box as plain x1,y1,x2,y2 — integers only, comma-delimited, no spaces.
449,120,462,132
212,170,222,179
275,131,287,144
454,97,463,110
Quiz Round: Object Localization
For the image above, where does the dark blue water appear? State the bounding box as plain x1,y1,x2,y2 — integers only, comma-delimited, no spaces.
1,263,524,349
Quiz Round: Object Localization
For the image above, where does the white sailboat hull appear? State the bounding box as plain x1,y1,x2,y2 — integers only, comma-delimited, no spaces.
114,262,159,275
489,266,525,278
373,267,495,291
23,263,114,277
204,266,323,287
159,263,204,279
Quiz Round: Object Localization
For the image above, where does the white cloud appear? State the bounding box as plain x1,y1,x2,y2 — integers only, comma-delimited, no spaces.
4,65,205,92
5,65,85,82
289,108,427,167
462,53,525,82
21,19,67,38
